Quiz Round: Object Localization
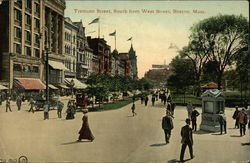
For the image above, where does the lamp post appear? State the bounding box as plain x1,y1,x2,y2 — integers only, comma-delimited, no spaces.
40,26,50,102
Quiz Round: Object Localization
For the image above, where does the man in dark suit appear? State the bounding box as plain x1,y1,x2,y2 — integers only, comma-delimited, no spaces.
191,109,200,131
180,118,194,162
162,110,174,144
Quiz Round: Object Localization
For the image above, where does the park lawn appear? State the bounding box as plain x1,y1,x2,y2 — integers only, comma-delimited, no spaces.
172,91,245,107
172,94,202,106
90,98,135,112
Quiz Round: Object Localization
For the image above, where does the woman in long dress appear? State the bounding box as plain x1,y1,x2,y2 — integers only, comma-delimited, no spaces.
77,109,95,142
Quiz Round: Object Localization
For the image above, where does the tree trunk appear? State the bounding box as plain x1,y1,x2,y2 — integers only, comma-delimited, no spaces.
217,72,223,90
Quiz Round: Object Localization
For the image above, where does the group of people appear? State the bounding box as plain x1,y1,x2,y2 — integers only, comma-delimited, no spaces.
162,111,194,162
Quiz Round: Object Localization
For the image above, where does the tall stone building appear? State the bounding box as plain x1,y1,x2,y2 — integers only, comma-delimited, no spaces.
73,20,93,80
0,0,66,90
64,17,77,79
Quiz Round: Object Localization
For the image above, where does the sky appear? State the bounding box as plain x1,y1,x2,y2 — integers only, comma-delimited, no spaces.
64,1,249,78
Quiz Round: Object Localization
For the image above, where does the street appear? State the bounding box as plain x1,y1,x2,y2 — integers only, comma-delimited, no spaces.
0,97,250,163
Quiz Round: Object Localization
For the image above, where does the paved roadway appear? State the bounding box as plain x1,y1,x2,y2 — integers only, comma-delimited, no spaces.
0,97,249,163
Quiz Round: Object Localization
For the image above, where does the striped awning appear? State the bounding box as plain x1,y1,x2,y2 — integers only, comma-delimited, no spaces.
0,84,8,90
48,84,58,89
14,78,45,90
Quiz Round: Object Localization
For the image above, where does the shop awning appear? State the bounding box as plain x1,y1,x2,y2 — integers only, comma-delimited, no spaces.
58,84,69,89
0,84,8,90
48,84,58,89
65,78,87,89
81,65,88,69
14,78,45,90
48,60,68,71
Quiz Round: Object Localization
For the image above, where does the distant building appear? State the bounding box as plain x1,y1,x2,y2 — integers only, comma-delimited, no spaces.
128,44,138,79
144,64,171,88
87,37,111,74
119,53,131,76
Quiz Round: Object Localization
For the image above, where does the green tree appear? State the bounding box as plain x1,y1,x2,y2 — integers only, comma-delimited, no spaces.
190,14,248,89
166,56,196,93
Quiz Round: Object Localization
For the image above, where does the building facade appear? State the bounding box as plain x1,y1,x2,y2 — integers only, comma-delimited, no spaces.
87,37,111,75
64,17,77,79
144,64,171,88
0,0,66,90
128,44,138,79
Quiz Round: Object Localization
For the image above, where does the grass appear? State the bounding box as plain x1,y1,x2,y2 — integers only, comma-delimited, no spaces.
89,97,136,112
172,92,248,107
172,94,202,106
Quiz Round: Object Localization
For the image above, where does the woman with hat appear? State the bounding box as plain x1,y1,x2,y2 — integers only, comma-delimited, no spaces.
77,109,95,142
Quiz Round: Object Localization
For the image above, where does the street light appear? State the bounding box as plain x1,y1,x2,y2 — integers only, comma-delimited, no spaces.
39,26,50,102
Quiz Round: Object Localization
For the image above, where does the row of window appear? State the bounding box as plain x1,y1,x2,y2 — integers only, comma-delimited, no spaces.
14,26,40,44
13,63,39,73
65,32,76,43
14,8,40,28
15,0,40,15
65,45,76,56
65,61,76,72
14,43,40,58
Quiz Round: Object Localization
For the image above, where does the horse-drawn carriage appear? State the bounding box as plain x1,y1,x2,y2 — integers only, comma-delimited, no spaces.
34,96,59,111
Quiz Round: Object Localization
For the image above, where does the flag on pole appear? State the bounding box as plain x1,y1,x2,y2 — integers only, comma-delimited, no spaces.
89,18,99,25
109,31,116,36
127,37,132,41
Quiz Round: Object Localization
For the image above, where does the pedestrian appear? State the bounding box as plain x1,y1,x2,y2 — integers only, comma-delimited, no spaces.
6,96,12,112
191,109,200,131
186,102,193,118
43,102,49,120
16,95,22,111
66,101,75,120
57,101,64,118
131,103,136,116
218,111,227,134
132,95,135,103
171,102,176,115
0,93,2,105
232,106,240,128
28,97,35,113
166,103,172,113
77,109,95,142
140,95,144,104
180,118,194,162
163,94,167,105
237,108,248,136
145,96,149,106
162,110,174,144
151,95,156,106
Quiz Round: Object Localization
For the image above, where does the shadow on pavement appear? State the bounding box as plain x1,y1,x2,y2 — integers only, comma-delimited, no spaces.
127,115,135,117
230,135,242,137
228,127,237,130
168,159,179,163
61,140,90,145
168,158,191,163
150,143,167,147
241,142,250,146
211,133,223,136
193,130,211,135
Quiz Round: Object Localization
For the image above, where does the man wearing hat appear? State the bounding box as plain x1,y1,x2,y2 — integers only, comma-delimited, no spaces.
162,110,174,144
237,108,248,136
218,111,227,134
180,118,194,162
